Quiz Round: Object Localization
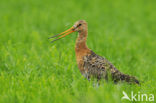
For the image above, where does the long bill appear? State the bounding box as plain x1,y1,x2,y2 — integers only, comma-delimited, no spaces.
49,27,75,43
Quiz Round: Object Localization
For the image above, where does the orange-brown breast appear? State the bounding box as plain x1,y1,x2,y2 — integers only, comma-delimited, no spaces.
75,42,91,74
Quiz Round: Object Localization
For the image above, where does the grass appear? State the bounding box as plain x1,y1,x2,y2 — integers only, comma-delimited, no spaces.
0,0,156,103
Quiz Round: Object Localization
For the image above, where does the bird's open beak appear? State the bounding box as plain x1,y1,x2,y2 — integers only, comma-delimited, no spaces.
49,26,75,43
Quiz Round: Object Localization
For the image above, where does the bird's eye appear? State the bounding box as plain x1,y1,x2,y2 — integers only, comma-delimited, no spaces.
77,24,82,27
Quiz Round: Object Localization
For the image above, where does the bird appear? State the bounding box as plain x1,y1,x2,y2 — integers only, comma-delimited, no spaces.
49,20,139,84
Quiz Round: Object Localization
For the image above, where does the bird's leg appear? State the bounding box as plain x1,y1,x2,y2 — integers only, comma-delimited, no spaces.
92,80,100,88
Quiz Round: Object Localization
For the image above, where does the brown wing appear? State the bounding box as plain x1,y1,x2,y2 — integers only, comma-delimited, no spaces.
83,51,118,80
83,51,139,84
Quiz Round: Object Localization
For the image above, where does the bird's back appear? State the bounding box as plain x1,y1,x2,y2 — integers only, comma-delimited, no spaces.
80,51,139,84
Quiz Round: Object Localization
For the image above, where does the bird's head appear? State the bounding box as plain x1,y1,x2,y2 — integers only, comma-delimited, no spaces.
73,20,87,32
49,20,87,43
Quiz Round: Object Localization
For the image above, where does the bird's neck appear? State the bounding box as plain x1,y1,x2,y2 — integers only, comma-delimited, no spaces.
75,30,88,51
75,30,90,58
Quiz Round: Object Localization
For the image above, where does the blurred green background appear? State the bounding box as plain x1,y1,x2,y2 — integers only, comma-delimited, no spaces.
0,0,155,103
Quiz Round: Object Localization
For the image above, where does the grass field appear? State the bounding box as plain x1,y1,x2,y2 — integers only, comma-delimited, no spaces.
0,0,156,103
